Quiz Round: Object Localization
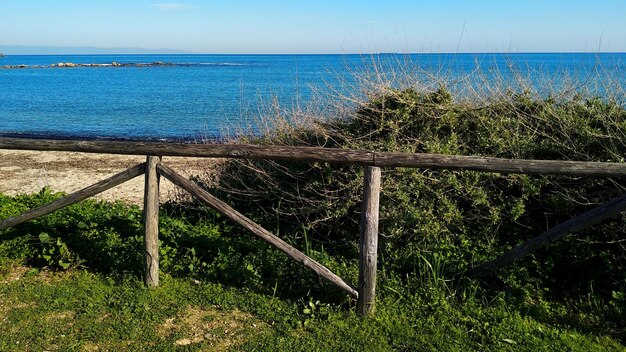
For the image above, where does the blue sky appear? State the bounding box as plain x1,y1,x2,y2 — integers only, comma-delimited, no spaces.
1,0,625,53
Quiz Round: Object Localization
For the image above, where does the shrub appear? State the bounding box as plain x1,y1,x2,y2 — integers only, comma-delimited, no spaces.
210,86,626,303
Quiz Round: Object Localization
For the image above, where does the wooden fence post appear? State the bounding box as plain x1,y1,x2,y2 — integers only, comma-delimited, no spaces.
358,166,381,315
143,156,161,287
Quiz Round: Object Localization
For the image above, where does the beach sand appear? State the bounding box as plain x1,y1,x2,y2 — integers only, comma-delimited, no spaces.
0,150,219,205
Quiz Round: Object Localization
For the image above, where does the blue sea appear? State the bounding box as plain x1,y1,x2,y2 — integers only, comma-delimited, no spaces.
0,53,624,140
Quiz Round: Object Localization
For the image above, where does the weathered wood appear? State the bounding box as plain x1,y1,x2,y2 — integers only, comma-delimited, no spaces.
143,156,161,287
372,152,626,177
157,163,359,298
1,137,626,177
0,137,373,165
0,163,146,231
357,166,381,315
468,193,626,277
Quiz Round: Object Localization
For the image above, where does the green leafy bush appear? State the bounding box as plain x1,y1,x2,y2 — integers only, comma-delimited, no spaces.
211,87,626,303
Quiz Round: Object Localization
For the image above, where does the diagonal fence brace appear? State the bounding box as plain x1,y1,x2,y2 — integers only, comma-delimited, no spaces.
468,192,626,277
0,163,146,231
157,163,359,299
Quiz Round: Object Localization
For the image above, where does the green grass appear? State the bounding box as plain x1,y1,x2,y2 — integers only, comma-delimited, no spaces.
0,263,623,351
0,192,624,351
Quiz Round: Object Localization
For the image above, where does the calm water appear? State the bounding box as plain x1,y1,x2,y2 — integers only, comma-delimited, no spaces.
0,53,624,140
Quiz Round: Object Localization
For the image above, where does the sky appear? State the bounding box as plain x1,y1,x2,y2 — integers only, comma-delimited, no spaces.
0,0,625,54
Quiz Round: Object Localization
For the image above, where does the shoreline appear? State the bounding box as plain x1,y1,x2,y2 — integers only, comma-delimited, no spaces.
0,61,209,69
0,132,224,143
0,150,217,205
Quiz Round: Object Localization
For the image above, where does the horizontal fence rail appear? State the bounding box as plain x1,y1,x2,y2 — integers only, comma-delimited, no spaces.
2,137,626,177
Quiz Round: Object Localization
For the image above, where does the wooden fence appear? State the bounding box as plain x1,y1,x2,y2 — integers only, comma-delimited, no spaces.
1,137,626,316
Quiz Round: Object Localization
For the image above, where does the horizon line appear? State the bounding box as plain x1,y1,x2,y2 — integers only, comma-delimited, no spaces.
2,51,626,56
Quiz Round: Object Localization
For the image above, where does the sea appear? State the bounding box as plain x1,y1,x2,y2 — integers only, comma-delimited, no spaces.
0,53,624,141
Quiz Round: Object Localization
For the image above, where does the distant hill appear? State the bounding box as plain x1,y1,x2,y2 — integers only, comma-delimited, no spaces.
0,45,191,55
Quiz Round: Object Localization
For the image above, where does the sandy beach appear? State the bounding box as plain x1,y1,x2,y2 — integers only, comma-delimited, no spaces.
0,150,219,205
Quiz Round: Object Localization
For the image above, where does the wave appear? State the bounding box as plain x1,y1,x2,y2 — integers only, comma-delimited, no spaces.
195,62,249,66
1,61,253,69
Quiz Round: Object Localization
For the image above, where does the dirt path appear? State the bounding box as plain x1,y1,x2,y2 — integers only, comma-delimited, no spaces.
0,150,218,205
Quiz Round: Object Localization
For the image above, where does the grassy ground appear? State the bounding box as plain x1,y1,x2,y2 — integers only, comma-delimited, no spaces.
1,263,624,351
0,192,624,351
